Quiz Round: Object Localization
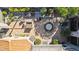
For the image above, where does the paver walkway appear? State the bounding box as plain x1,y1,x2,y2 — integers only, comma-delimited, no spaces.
63,43,79,51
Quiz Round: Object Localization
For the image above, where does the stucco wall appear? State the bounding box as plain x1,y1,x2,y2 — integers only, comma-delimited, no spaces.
0,40,32,51
32,45,63,51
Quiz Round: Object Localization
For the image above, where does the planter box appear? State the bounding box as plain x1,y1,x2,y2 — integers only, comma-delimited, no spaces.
0,37,32,51
0,40,9,51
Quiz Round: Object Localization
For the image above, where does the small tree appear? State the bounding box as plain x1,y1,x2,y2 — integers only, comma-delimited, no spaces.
7,13,14,25
14,8,19,12
68,7,79,16
9,7,14,12
56,7,68,22
40,8,47,16
40,8,54,17
2,10,7,23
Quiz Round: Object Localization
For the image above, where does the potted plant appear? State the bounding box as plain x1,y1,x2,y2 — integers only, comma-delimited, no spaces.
50,39,59,44
34,38,41,45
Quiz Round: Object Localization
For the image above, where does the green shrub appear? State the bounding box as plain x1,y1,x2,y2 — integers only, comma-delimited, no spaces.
53,39,59,44
50,39,59,44
34,38,41,45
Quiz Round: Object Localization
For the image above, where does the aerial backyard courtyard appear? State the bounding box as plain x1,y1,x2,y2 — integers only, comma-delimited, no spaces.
0,7,79,51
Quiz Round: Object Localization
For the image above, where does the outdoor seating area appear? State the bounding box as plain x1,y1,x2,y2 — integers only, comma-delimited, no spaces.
0,15,61,50
0,7,79,51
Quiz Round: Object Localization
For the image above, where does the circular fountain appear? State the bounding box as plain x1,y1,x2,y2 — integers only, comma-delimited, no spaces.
44,22,53,32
